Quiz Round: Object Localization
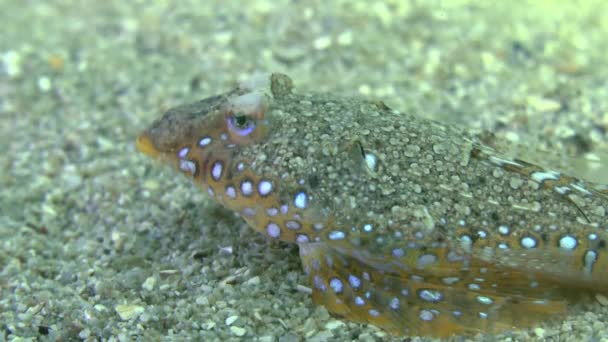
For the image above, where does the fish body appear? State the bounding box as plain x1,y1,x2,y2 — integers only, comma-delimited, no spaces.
137,73,608,337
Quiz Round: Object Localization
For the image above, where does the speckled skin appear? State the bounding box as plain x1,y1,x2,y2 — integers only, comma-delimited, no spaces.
137,73,608,337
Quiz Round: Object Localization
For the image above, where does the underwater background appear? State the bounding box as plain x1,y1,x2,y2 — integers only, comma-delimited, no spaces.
1,1,607,341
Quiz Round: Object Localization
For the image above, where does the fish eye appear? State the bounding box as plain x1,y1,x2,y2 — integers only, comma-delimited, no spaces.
228,113,256,136
234,114,249,128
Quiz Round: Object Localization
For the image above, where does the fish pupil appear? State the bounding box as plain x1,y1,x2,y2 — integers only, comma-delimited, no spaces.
234,114,249,128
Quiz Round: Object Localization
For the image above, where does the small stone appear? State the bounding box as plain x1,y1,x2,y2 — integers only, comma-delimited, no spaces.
96,136,114,151
533,327,545,338
201,320,216,330
278,332,299,341
195,296,210,306
61,164,83,189
302,317,318,336
358,333,373,341
296,284,312,294
324,320,345,330
78,329,91,339
358,84,372,95
38,76,52,92
602,112,608,127
252,0,273,14
432,143,446,154
534,328,546,338
593,321,605,331
596,294,608,306
336,31,353,46
230,326,247,336
218,245,233,255
115,304,144,320
509,177,524,189
245,276,260,286
41,204,57,217
527,95,561,113
371,1,392,26
481,51,502,72
159,269,179,278
111,231,126,252
94,304,108,312
311,330,334,340
2,50,22,77
143,179,160,191
213,31,233,45
313,36,332,50
505,131,520,142
225,315,239,326
142,276,155,291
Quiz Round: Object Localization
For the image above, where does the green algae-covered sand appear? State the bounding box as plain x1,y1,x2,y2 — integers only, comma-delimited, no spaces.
1,1,607,341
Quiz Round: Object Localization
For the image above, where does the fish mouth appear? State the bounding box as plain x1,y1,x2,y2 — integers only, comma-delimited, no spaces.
136,133,161,158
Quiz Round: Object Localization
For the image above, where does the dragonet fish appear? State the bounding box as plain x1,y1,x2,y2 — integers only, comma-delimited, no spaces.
136,73,608,337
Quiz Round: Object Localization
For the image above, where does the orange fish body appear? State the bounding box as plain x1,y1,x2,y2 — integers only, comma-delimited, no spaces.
137,73,608,337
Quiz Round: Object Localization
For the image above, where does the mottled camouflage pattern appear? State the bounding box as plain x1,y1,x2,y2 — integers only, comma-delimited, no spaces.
137,73,608,337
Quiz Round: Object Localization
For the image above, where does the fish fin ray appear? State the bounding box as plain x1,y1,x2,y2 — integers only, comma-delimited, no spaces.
299,242,566,337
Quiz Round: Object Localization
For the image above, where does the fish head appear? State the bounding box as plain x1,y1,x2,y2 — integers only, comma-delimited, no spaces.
136,73,280,164
136,73,319,241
